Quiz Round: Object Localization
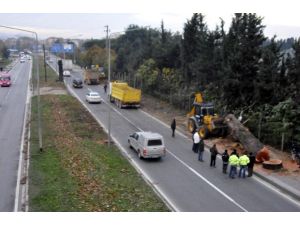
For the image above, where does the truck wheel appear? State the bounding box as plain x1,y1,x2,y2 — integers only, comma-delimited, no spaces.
109,96,113,103
199,127,209,139
188,118,196,133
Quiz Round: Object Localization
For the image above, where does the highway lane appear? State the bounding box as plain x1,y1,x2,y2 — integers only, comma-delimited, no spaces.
0,60,31,211
48,58,300,212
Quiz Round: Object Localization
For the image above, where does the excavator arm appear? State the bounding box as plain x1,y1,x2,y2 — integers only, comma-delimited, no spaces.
187,92,203,117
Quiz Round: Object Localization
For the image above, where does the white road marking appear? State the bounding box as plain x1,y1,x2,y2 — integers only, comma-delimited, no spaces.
14,61,32,211
166,150,248,211
140,110,189,140
67,84,179,211
141,108,300,206
0,62,21,109
52,61,299,210
252,176,300,208
67,82,248,212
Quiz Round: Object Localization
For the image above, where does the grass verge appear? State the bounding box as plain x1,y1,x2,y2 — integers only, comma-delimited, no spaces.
29,58,169,211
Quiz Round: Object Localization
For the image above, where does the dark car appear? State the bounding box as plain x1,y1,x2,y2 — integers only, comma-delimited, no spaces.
72,78,83,88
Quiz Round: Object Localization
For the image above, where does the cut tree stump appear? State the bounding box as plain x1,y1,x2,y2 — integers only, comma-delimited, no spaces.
225,114,264,153
262,159,283,170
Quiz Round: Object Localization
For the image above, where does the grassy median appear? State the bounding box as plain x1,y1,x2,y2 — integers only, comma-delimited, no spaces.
28,59,169,211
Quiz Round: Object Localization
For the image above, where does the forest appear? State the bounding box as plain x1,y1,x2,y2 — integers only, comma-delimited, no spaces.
74,13,300,149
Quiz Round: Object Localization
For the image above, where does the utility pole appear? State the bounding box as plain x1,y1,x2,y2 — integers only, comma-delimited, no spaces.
104,25,111,147
43,44,47,82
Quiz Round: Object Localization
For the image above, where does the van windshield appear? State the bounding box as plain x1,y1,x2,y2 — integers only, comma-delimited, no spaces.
148,139,162,146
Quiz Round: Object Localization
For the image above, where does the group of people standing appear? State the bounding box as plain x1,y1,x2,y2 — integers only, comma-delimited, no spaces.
221,149,256,179
170,118,256,179
193,130,256,179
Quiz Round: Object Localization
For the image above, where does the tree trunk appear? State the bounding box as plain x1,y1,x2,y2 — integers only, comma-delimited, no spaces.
225,114,264,153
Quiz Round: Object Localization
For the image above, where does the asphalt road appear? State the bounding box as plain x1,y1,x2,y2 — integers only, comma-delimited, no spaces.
0,60,31,211
49,57,300,212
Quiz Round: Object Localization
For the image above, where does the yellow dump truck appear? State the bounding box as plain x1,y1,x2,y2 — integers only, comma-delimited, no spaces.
109,81,141,108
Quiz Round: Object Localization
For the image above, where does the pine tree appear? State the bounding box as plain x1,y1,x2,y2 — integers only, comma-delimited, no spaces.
256,36,283,104
222,13,266,109
182,13,201,87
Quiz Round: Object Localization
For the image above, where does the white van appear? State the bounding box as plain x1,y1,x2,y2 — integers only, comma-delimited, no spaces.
128,131,166,159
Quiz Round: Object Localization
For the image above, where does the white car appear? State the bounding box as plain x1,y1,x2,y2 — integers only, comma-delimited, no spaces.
63,70,71,77
128,131,166,159
20,58,25,63
86,92,102,103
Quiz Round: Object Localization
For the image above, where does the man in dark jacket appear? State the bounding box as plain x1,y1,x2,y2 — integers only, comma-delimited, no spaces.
210,144,218,167
104,83,107,93
221,149,229,173
247,152,256,177
198,138,205,161
171,118,176,137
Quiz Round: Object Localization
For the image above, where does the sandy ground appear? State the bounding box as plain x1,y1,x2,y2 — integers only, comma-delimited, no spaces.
36,88,300,177
141,94,300,177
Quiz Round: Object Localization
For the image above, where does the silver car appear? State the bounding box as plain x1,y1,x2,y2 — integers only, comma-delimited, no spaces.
128,131,166,159
86,92,102,103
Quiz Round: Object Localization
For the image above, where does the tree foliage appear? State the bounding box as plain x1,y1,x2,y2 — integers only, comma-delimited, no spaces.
79,13,300,146
0,40,9,59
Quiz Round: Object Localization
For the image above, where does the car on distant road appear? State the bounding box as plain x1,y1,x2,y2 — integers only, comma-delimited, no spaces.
63,70,71,77
128,131,166,159
0,73,11,87
20,58,25,63
85,91,102,103
72,78,83,88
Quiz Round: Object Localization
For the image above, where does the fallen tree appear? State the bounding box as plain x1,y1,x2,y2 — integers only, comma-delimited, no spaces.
224,114,264,153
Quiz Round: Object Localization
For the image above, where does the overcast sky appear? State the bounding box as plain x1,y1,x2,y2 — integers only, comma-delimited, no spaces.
0,0,300,40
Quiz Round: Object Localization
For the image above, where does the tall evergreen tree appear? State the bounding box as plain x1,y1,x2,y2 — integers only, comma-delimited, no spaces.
286,38,300,104
222,13,266,109
256,37,282,104
182,13,201,87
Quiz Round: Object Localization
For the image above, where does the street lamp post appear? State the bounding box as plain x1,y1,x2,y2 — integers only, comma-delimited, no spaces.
106,27,149,147
0,25,42,152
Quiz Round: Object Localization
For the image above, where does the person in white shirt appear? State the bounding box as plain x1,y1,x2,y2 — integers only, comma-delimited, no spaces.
192,130,200,153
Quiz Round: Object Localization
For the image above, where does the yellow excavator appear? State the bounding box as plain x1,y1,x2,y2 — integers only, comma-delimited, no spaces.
187,92,227,139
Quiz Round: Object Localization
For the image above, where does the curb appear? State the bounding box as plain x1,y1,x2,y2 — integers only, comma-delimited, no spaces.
253,170,300,202
47,58,178,211
47,56,300,209
65,83,177,212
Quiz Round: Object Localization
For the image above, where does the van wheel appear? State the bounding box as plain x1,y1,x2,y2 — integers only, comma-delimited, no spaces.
138,150,143,159
128,140,132,149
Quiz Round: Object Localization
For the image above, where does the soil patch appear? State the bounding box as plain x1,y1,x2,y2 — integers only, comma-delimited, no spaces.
141,94,300,178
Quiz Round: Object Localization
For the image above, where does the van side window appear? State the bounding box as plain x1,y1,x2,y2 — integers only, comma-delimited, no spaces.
135,134,139,140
